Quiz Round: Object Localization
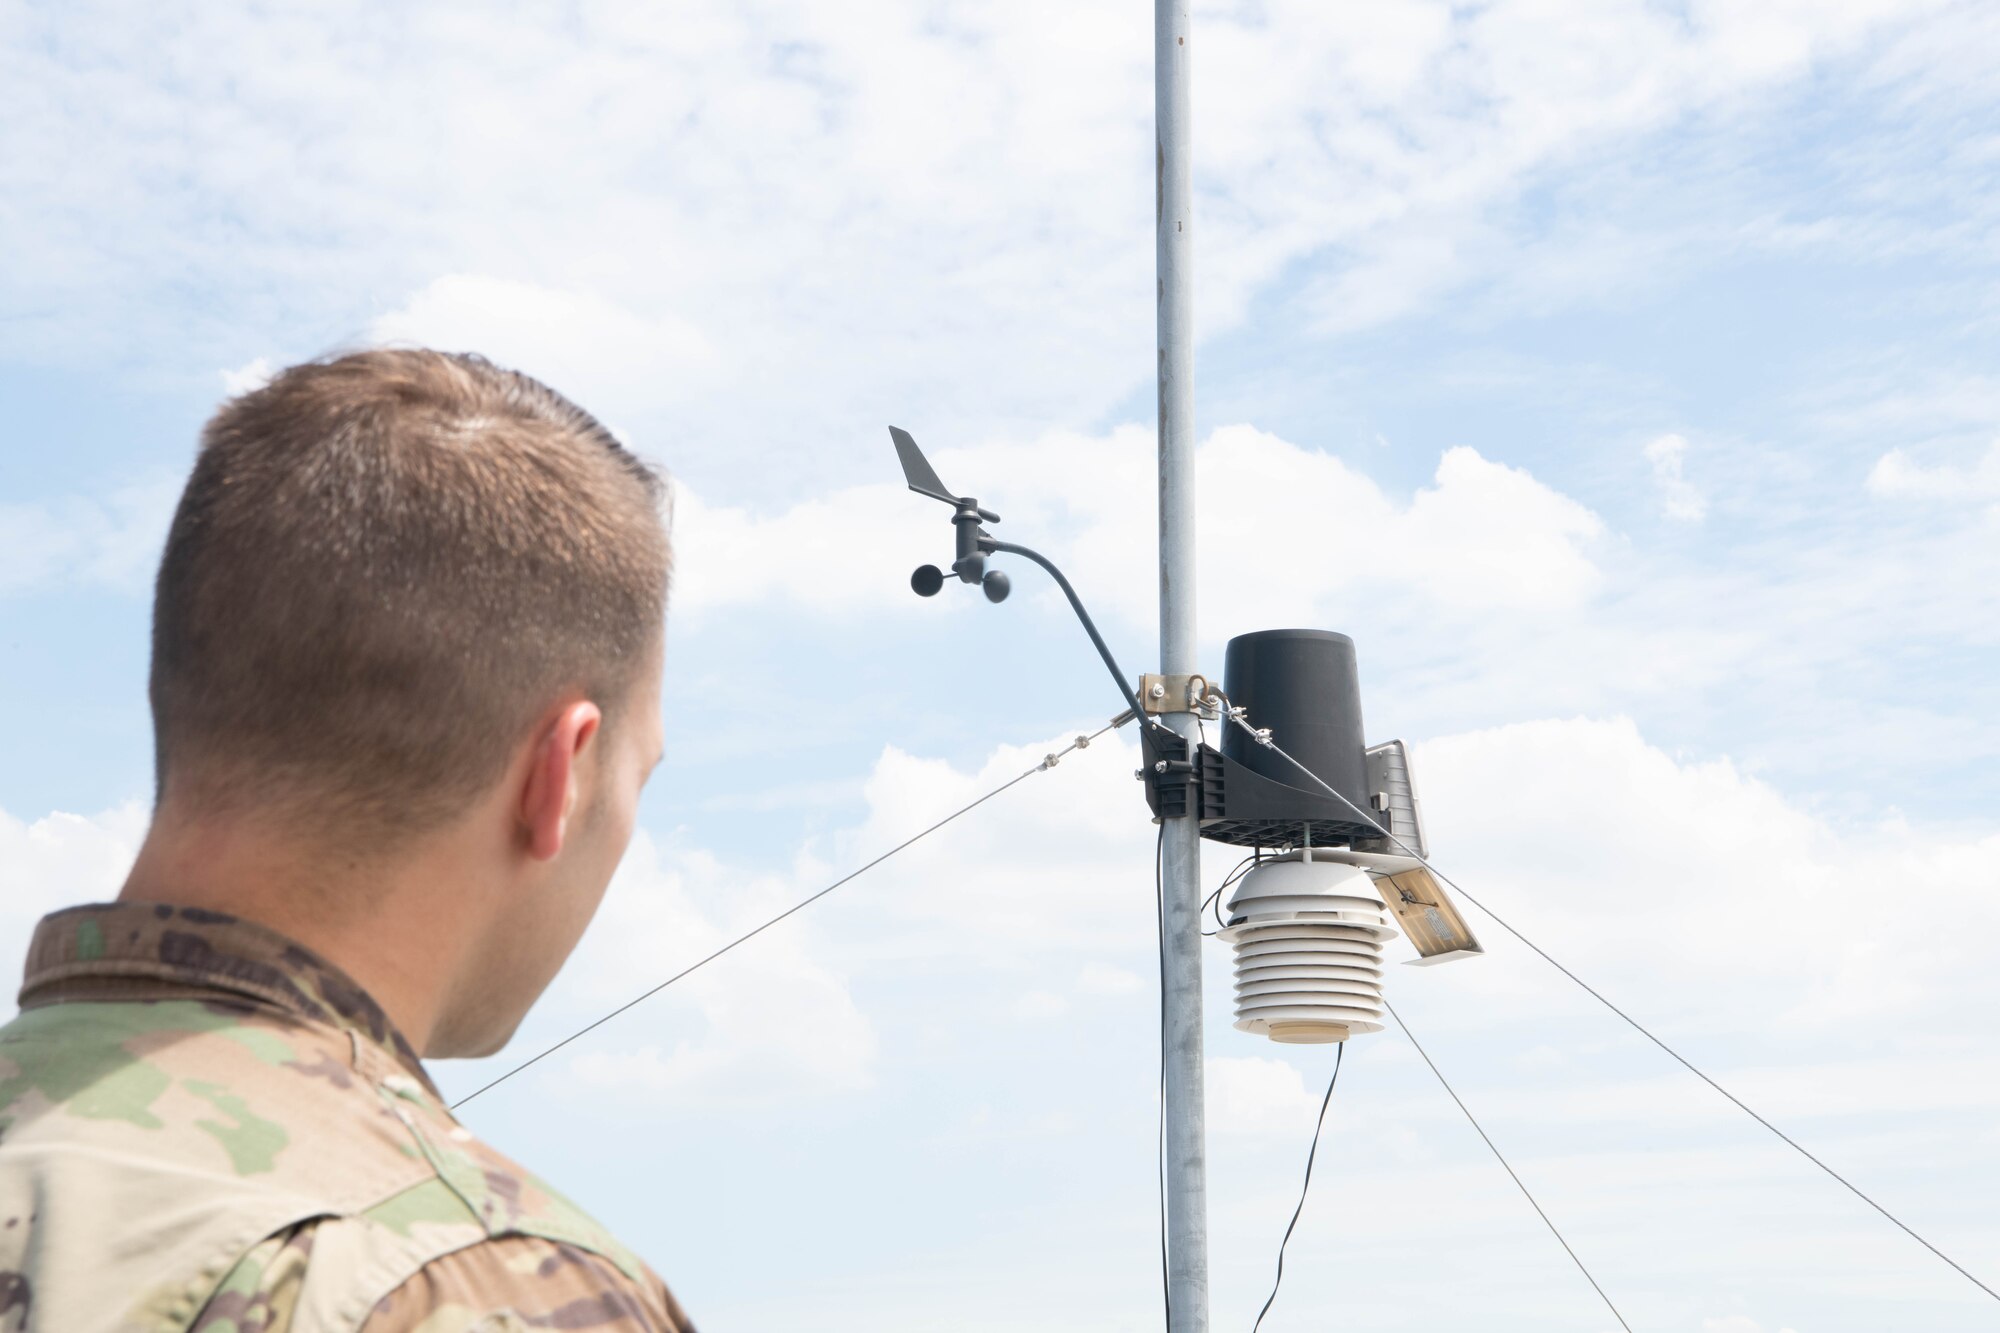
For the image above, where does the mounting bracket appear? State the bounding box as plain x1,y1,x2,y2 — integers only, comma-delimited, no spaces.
1139,672,1217,716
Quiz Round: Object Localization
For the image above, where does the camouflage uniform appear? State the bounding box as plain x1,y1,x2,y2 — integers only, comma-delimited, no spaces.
0,903,695,1333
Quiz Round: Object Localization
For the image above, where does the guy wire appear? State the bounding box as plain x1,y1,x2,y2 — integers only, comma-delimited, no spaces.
452,715,1131,1111
1387,999,1632,1332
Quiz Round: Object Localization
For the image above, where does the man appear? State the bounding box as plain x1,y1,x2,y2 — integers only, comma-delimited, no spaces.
0,350,694,1331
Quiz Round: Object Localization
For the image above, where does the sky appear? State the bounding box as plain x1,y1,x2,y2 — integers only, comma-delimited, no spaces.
4,1,2000,1329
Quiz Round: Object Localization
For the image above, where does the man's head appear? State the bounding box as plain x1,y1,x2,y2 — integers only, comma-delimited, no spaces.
141,348,670,1055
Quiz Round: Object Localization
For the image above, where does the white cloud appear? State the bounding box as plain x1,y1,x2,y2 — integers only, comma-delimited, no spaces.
1395,445,1607,609
1196,0,1959,334
831,731,1155,954
664,473,940,617
1645,432,1709,523
2,1,1975,482
540,832,876,1108
0,804,147,1004
1404,714,2000,1046
968,424,1607,626
1207,1055,1322,1137
370,275,714,419
1868,440,2000,502
668,423,1605,627
219,356,274,397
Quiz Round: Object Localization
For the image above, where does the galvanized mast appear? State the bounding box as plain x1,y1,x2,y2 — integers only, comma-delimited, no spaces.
1155,2,1209,1329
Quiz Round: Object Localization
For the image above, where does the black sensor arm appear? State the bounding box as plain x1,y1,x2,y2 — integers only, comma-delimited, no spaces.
890,425,1153,729
982,537,1150,728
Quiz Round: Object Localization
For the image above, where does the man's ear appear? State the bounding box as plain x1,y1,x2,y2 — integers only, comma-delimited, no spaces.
520,700,603,861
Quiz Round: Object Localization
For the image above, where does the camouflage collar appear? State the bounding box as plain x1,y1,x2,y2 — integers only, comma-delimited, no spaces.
18,902,436,1095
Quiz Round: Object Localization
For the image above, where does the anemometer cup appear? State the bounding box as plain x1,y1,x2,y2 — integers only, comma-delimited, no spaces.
907,558,1008,604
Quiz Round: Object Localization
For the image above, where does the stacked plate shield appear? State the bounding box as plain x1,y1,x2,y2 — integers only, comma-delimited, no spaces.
1218,854,1394,1043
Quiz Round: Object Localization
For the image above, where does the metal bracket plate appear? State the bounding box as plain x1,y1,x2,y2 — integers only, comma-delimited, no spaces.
1139,672,1214,715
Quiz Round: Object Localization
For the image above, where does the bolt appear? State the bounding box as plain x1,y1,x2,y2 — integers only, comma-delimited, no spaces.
1148,681,1167,700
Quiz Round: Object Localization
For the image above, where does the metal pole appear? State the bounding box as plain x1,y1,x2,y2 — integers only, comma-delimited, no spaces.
1155,2,1208,1330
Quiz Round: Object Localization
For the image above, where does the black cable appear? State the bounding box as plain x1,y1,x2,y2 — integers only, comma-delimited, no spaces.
1198,852,1257,937
1250,1042,1344,1333
1222,709,2000,1305
1197,885,1224,936
1386,1000,1632,1332
451,718,1127,1111
1154,822,1172,1331
1214,853,1259,932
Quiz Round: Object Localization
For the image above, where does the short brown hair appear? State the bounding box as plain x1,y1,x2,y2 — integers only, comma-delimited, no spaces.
151,349,670,839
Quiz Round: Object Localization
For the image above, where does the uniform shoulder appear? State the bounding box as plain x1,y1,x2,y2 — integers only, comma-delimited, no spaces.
189,1223,695,1333
261,1104,686,1332
0,996,425,1198
360,1233,694,1332
372,1082,656,1290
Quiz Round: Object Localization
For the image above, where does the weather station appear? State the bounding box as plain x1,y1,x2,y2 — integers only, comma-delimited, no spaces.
885,413,1506,1326
889,427,1483,1052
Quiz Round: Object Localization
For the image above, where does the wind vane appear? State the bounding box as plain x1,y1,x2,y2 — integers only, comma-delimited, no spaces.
889,425,1011,604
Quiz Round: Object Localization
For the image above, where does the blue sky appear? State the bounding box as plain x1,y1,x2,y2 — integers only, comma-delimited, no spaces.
5,2,2000,1330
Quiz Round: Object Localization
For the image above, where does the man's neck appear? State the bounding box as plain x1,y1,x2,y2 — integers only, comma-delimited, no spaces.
118,808,479,1055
